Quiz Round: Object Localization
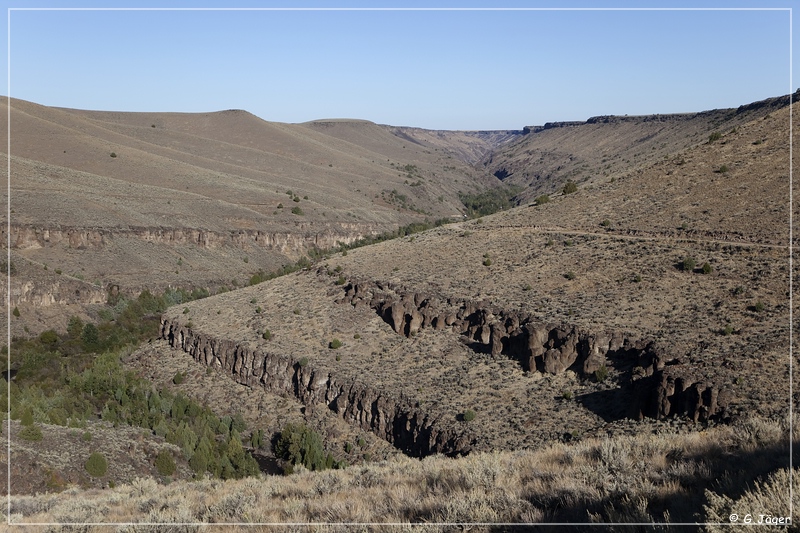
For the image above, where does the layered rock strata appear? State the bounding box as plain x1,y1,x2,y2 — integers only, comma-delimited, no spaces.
7,223,374,255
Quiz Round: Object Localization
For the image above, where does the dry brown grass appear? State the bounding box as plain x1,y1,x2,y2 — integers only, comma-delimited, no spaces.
3,416,792,530
3,96,503,335
486,91,793,206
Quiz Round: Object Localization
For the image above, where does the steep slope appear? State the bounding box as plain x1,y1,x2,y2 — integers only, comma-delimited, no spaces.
485,90,797,203
153,97,793,458
303,120,520,165
2,98,503,334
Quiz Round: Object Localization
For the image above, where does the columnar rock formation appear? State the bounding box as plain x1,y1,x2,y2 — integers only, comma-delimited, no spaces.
159,268,734,460
333,273,733,424
160,317,475,457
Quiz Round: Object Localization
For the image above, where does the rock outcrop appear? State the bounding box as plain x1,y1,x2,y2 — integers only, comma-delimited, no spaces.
8,279,105,307
6,222,377,255
159,269,734,460
333,272,732,424
160,318,474,458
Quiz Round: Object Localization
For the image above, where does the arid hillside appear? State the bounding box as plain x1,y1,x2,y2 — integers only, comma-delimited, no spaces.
2,98,510,335
157,97,793,461
484,90,797,204
2,91,796,529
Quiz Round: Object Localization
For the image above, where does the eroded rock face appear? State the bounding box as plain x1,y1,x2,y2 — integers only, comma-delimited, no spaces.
333,272,732,424
6,223,376,255
160,269,734,461
160,318,473,458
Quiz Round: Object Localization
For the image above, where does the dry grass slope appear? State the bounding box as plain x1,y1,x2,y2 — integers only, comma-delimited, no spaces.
4,417,794,530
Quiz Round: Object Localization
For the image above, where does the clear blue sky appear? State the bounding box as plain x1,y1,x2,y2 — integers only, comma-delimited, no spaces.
3,1,797,130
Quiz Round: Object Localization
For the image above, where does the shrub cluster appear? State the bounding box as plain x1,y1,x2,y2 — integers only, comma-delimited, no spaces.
459,185,521,218
274,423,345,473
5,285,260,481
562,181,578,195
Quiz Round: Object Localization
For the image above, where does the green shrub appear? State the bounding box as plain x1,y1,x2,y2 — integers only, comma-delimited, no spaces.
81,324,100,350
562,390,573,400
717,165,729,174
1,260,17,275
250,429,264,449
329,339,342,349
172,372,184,385
562,181,578,195
564,271,575,280
82,431,92,442
483,257,492,266
701,262,713,274
594,365,609,382
155,449,176,476
601,219,611,227
458,185,521,218
462,409,476,422
274,423,330,472
535,195,550,205
291,206,304,215
298,357,309,367
19,425,42,441
262,329,272,341
110,152,117,158
85,452,108,477
708,132,722,143
20,407,34,426
335,275,346,286
12,307,19,318
681,257,696,272
754,301,765,313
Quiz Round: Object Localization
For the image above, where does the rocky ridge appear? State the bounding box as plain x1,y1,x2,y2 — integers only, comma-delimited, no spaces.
158,264,734,460
485,90,798,203
160,315,475,458
336,275,732,424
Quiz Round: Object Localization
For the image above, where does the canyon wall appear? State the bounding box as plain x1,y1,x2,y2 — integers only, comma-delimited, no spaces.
159,269,733,459
160,317,475,458
5,222,378,255
333,274,732,424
